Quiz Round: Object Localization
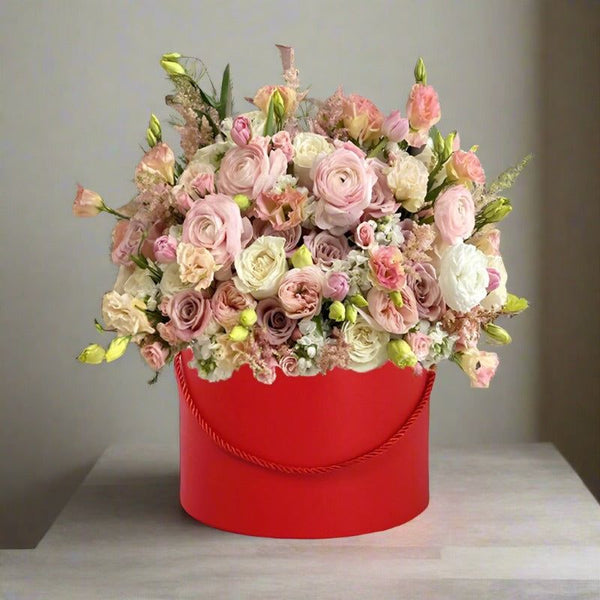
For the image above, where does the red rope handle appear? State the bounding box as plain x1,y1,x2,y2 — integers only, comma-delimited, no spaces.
175,354,435,475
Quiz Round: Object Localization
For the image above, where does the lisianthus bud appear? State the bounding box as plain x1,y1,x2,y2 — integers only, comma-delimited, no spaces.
440,131,456,163
329,301,346,322
290,245,314,268
77,344,106,364
414,57,427,85
161,52,181,61
233,194,251,211
73,185,104,217
160,59,185,76
105,336,131,362
345,303,357,323
229,325,249,342
480,198,512,224
272,89,286,120
503,293,529,315
239,307,258,328
483,323,512,345
149,114,161,136
389,291,404,309
433,129,445,156
349,294,368,308
387,339,418,368
146,129,157,148
382,110,409,143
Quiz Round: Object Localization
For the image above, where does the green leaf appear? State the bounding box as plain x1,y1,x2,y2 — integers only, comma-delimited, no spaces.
130,254,148,270
263,96,276,137
218,64,232,119
77,344,105,365
198,87,218,110
105,336,131,363
195,109,219,137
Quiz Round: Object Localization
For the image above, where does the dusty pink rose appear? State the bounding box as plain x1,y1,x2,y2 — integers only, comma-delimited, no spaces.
459,349,499,388
230,115,252,146
211,280,256,329
407,262,446,321
278,266,323,319
322,272,349,301
382,110,409,143
272,131,294,162
405,332,432,361
406,84,441,147
256,298,296,344
156,322,180,345
367,286,419,334
451,150,486,185
342,94,384,143
253,85,298,117
140,342,169,371
153,235,177,263
253,187,307,231
312,147,376,234
182,193,248,268
369,246,406,291
354,221,375,249
111,219,146,267
134,143,175,189
434,185,475,245
217,139,287,199
73,185,103,217
279,353,299,377
165,289,213,342
486,268,501,292
253,221,301,257
303,230,350,267
363,159,399,219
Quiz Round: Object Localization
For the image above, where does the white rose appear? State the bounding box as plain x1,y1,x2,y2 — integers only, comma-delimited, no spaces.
385,152,429,212
481,255,508,310
439,242,490,312
292,132,333,187
101,291,154,336
233,236,288,299
159,263,190,297
191,141,232,169
221,110,266,141
342,315,390,373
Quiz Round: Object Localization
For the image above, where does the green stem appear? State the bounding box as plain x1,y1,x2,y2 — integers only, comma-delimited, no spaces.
101,203,130,220
367,138,388,158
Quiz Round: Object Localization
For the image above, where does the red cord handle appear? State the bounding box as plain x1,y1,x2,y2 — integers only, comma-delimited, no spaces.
175,353,435,475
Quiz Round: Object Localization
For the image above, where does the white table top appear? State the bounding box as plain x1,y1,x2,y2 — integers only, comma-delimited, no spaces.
1,443,599,599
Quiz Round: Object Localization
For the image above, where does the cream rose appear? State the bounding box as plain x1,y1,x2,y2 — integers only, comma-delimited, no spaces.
481,255,507,310
292,132,333,187
386,152,429,212
233,236,288,299
176,243,217,291
342,315,390,372
159,263,190,297
101,291,154,336
123,268,157,309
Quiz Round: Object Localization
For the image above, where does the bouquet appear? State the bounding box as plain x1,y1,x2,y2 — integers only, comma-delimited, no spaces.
74,45,529,387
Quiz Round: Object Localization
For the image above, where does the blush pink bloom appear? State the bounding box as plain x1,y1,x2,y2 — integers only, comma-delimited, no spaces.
153,235,177,263
354,221,376,249
111,219,146,267
459,349,499,388
140,342,169,371
256,298,296,344
342,94,384,143
278,266,324,319
73,185,103,217
165,289,213,342
303,230,350,267
367,286,419,334
486,268,501,292
451,150,486,185
272,131,294,162
230,115,252,146
211,280,256,329
369,246,406,291
363,159,399,219
322,272,350,301
455,318,481,352
382,110,409,143
182,193,248,268
312,147,376,233
174,190,194,215
253,220,302,257
405,331,432,361
253,187,307,231
407,262,446,321
134,142,175,189
406,84,441,147
279,353,300,377
434,185,475,245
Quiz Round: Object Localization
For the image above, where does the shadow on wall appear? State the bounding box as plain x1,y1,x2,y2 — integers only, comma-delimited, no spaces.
540,1,600,500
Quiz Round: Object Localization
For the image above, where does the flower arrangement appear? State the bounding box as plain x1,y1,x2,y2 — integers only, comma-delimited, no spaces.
74,46,529,387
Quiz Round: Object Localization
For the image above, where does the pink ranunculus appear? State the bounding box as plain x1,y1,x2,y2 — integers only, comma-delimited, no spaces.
406,84,441,143
182,193,247,268
382,110,409,143
451,150,486,185
253,220,302,257
73,185,103,217
322,272,350,301
253,187,307,231
140,342,169,371
189,173,215,198
407,262,446,321
369,246,406,291
211,280,256,329
303,230,350,267
434,185,475,245
486,268,501,292
459,349,499,388
278,266,324,320
174,190,194,215
134,142,175,189
165,289,213,342
367,286,419,334
272,131,294,162
312,147,376,234
363,159,399,219
354,221,375,249
342,94,384,144
217,139,287,199
230,115,252,146
111,219,146,267
405,331,432,361
256,298,296,344
153,235,177,263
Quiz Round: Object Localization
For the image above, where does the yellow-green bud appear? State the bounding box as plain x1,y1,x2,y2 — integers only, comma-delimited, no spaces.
229,325,249,342
389,291,404,309
387,339,418,368
233,194,251,211
328,301,346,322
480,198,512,224
483,323,512,345
503,293,529,315
414,57,427,85
146,129,157,148
239,308,257,328
345,303,357,324
77,344,106,365
161,52,182,61
149,114,161,136
272,89,285,120
443,131,456,161
160,59,185,76
105,336,131,363
349,294,368,308
433,129,445,156
291,245,314,268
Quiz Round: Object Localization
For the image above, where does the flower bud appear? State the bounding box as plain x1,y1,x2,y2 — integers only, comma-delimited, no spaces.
149,114,161,137
146,129,157,148
414,57,427,85
382,110,409,143
345,303,357,324
233,194,250,211
160,59,185,76
480,197,512,224
161,52,182,61
77,344,106,364
503,293,529,315
306,345,317,358
483,323,512,345
387,339,418,368
239,307,257,328
433,128,445,156
105,336,131,362
349,294,368,308
290,245,314,268
73,185,104,217
272,88,286,120
328,301,346,322
389,291,404,309
229,325,249,342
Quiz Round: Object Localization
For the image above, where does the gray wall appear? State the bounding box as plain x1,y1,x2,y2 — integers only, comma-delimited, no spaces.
1,0,544,547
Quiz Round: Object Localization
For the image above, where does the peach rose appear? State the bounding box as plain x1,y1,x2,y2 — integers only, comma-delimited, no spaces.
405,331,432,361
140,342,169,371
367,286,419,334
211,280,256,329
278,266,324,319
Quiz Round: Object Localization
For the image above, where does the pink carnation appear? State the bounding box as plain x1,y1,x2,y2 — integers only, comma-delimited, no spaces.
369,246,406,291
272,131,294,162
165,289,213,342
278,266,323,319
367,286,419,334
211,280,256,329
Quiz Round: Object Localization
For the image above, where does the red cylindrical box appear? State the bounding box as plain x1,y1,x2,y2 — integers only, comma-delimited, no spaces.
175,348,435,538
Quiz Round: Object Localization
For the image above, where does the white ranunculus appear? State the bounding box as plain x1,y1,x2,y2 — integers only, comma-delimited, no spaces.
385,151,429,212
159,263,190,297
101,291,154,336
191,141,232,169
233,236,288,299
342,315,390,373
221,110,267,141
439,242,490,312
123,267,156,299
292,132,333,187
481,254,508,310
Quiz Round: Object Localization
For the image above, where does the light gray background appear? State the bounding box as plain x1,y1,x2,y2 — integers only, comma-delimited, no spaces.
0,0,597,548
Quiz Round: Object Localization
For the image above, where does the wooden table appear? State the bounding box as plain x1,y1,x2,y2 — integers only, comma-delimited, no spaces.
2,443,599,599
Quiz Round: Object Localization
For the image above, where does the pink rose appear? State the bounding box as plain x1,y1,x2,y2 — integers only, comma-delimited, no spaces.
369,246,406,291
165,289,213,342
451,150,485,185
153,235,177,263
354,222,375,249
174,190,194,215
253,187,307,231
182,193,249,268
253,221,301,257
434,185,475,245
278,266,323,319
459,349,499,388
134,143,175,189
312,147,376,234
367,286,419,334
406,84,441,147
73,185,103,217
217,139,287,199
230,115,252,146
303,230,349,267
111,219,146,267
342,94,384,143
405,332,431,361
272,131,294,162
363,159,399,219
256,298,296,344
322,272,349,301
407,262,446,321
279,353,299,377
211,280,256,329
382,110,409,143
140,342,169,371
